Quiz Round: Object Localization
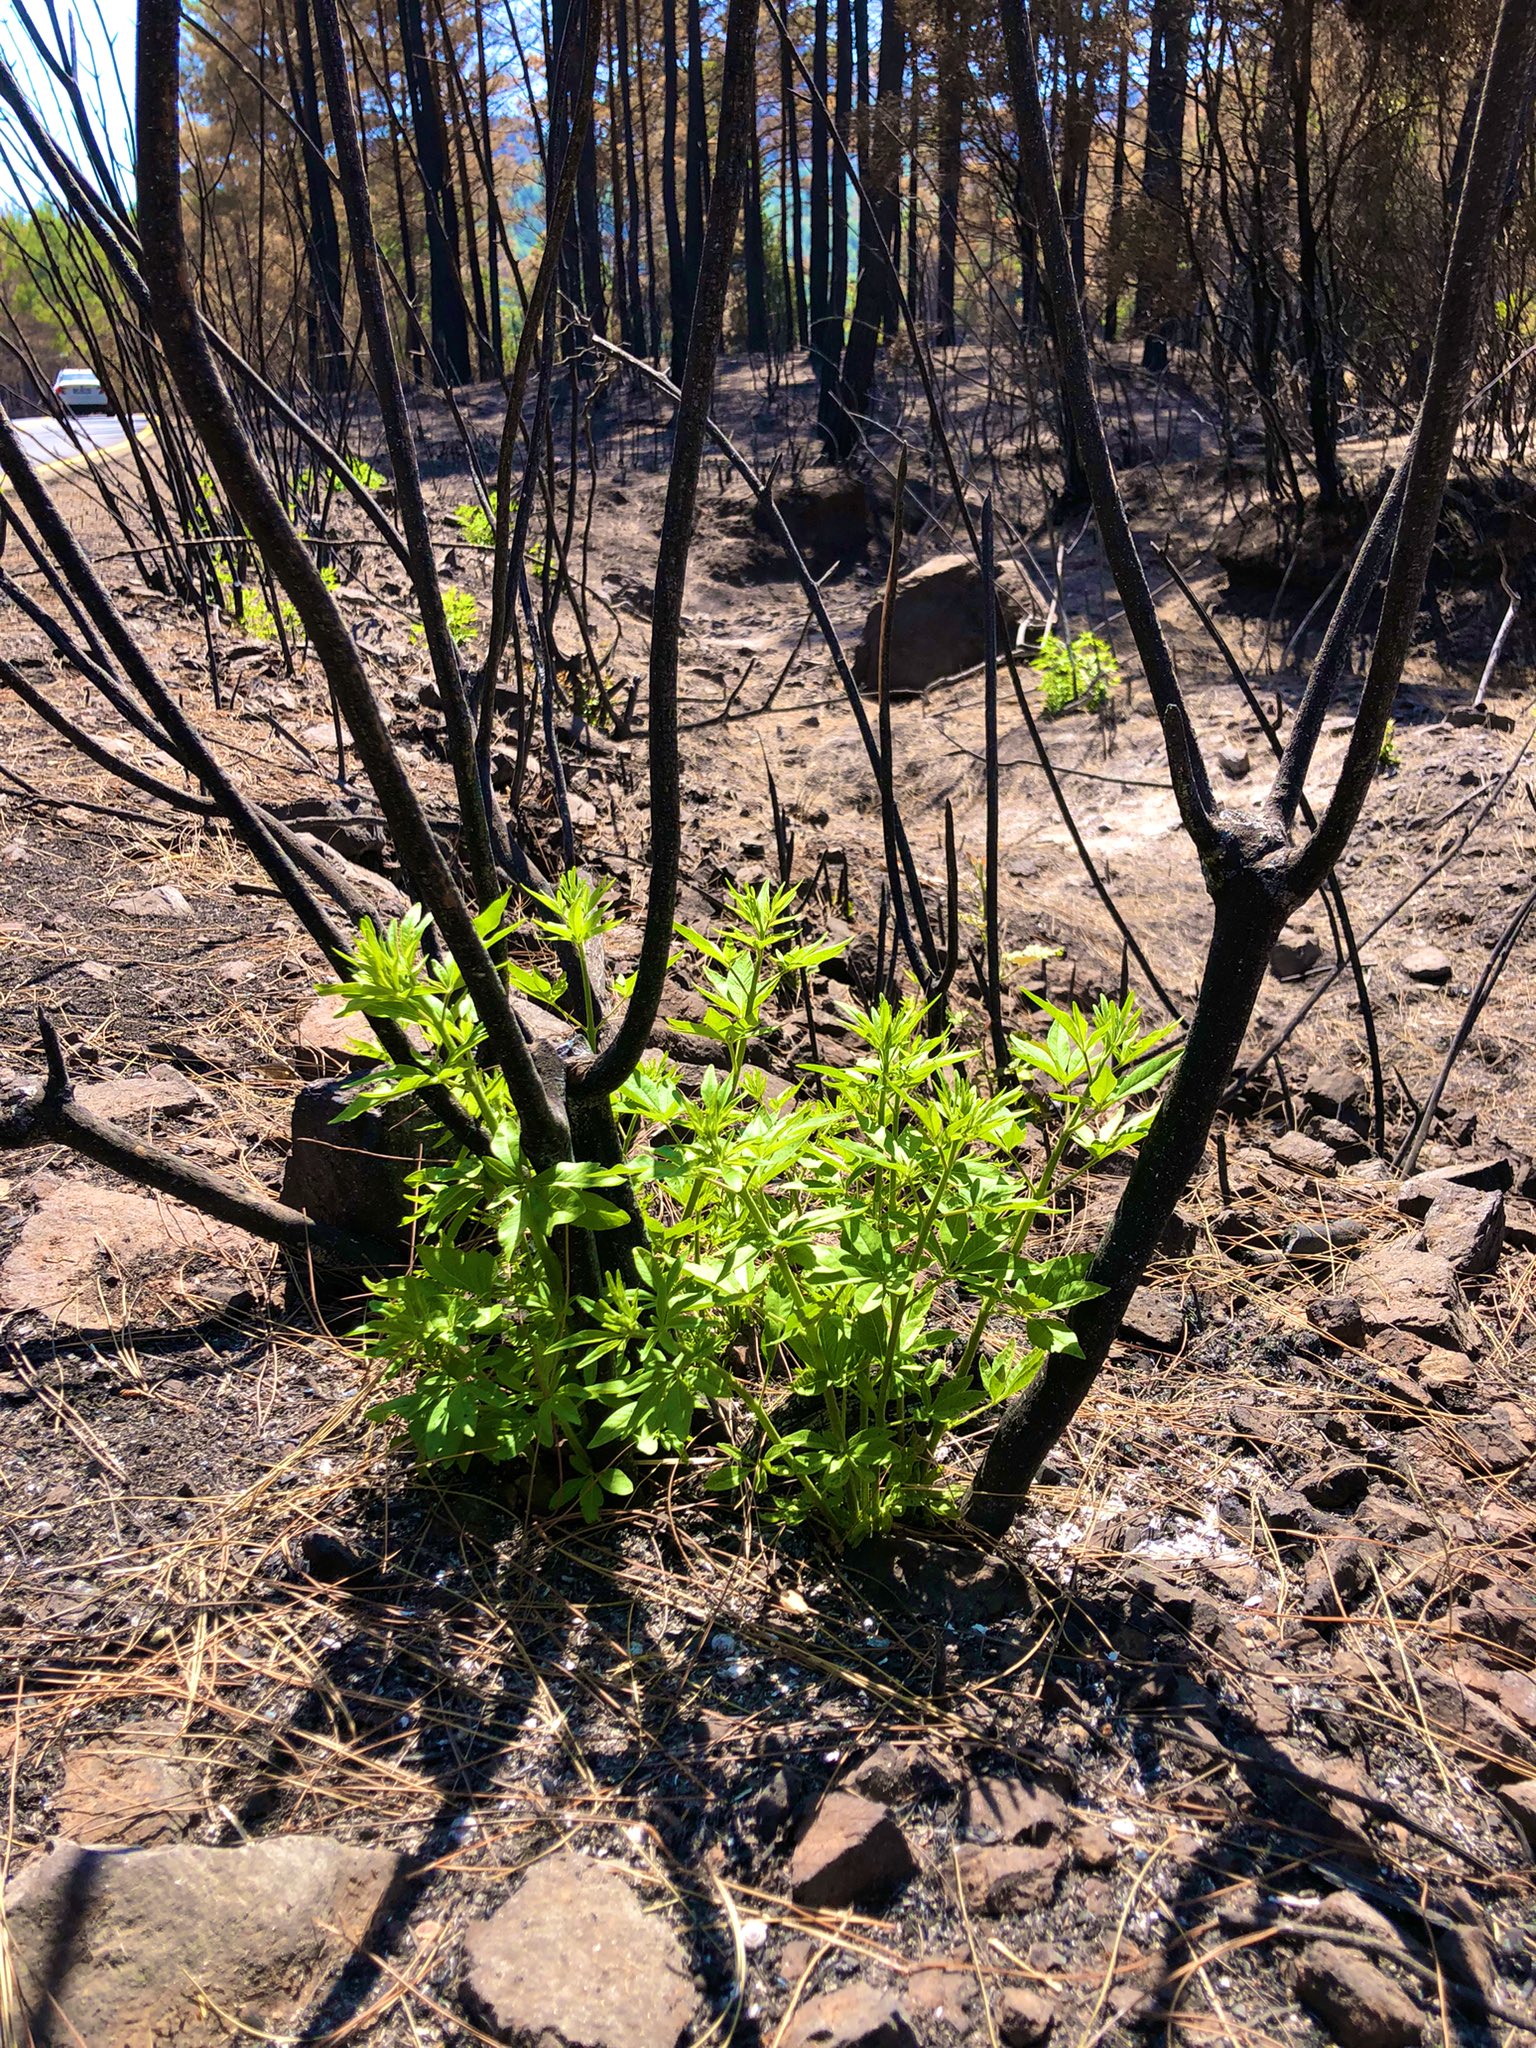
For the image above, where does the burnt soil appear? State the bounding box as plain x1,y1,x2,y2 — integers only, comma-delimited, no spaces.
3,352,1535,2044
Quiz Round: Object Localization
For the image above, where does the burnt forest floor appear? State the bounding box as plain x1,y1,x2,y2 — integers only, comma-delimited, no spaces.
2,347,1535,2047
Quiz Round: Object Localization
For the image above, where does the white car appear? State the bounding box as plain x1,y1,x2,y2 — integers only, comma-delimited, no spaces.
51,367,109,413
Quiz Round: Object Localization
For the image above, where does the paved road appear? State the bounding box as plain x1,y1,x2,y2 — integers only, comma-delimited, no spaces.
5,413,149,471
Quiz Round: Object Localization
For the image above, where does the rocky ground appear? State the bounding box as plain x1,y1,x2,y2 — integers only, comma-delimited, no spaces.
2,354,1535,2045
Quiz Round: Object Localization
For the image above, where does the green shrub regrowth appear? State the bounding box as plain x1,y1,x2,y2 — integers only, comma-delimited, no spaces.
1031,630,1120,716
324,883,1178,1535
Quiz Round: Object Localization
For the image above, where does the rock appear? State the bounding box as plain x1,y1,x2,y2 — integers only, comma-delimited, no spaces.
297,1528,378,1584
1311,1117,1372,1163
290,832,411,924
1354,1244,1466,1351
1286,1218,1369,1258
1119,1287,1184,1349
280,1075,426,1248
851,553,1029,700
1503,1196,1536,1249
1306,1066,1369,1131
1453,1658,1536,1735
1421,1188,1504,1277
961,1775,1068,1846
1294,1942,1422,2048
953,1844,1065,1916
902,1965,975,2024
77,1063,211,1121
1400,946,1452,986
1297,1462,1371,1513
1413,1668,1536,1776
294,992,383,1075
1268,1129,1338,1178
755,473,873,573
1453,1413,1529,1473
1271,926,1321,979
0,1180,249,1330
789,1793,918,1908
781,1986,918,2048
1158,1208,1197,1257
747,1764,802,1841
847,1743,955,1806
1499,1777,1536,1854
461,1851,695,2048
4,1836,401,2048
1398,1159,1514,1211
114,883,194,918
996,1988,1057,2047
1415,1352,1479,1410
1217,744,1251,779
1071,1824,1119,1870
1307,1294,1367,1348
1301,1538,1377,1616
56,1729,201,1846
1456,1583,1536,1663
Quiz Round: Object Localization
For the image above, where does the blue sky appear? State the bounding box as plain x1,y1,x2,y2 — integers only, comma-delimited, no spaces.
0,0,137,203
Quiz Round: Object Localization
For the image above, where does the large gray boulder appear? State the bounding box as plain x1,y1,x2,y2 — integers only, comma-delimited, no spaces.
851,553,1031,698
4,1835,402,2047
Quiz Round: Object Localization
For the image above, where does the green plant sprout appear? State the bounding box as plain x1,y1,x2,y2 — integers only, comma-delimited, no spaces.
223,563,339,642
322,881,1179,1536
411,584,480,645
1031,630,1120,716
451,494,499,547
1378,718,1399,771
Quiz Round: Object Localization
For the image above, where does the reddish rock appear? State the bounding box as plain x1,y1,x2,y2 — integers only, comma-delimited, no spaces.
851,553,1030,700
461,1851,696,2048
1294,1942,1422,2048
1071,1824,1119,1870
1397,1159,1513,1214
1400,946,1452,986
1268,1130,1338,1178
0,1180,250,1330
782,1986,918,2048
1119,1288,1185,1349
847,1743,955,1806
4,1837,401,2048
1498,1777,1536,1854
1422,1188,1505,1277
1354,1244,1466,1351
996,1988,1057,2047
77,1064,210,1121
1271,927,1321,980
789,1793,918,1909
961,1775,1068,1846
56,1731,201,1847
953,1843,1064,1916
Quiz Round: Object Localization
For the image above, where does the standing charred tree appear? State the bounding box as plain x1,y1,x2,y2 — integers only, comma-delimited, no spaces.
663,0,688,376
288,0,347,395
1135,0,1191,371
1102,0,1130,343
614,0,648,354
550,0,607,343
745,110,771,353
823,0,904,460
398,0,471,385
933,0,965,343
782,26,809,347
1287,0,1343,507
969,0,1536,1534
679,0,711,358
809,0,837,398
828,0,853,365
